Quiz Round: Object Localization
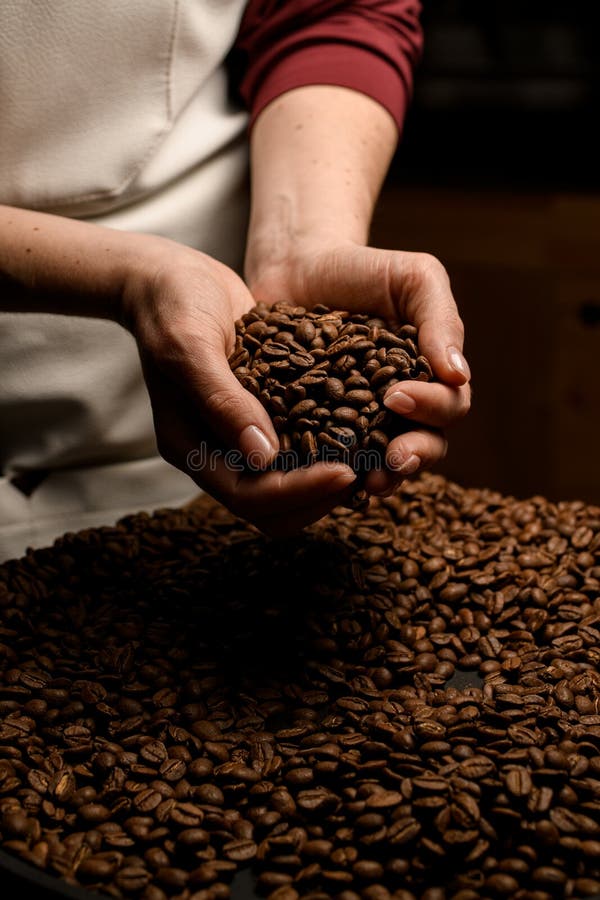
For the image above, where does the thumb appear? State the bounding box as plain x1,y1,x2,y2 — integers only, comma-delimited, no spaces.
298,246,470,387
176,334,280,469
201,365,279,468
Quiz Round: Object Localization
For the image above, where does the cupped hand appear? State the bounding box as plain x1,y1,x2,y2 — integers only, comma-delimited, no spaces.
121,238,357,535
246,240,471,497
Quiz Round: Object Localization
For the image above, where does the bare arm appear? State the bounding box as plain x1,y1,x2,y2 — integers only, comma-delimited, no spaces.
0,205,137,318
245,85,396,262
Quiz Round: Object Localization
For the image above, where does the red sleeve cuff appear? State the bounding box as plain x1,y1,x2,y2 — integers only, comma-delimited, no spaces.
248,43,410,133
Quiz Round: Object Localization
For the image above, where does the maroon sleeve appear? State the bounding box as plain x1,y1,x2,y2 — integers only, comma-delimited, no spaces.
232,0,423,133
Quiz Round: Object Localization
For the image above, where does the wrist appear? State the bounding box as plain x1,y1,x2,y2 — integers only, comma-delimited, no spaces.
118,233,191,333
0,205,159,321
246,85,396,291
245,224,360,299
245,183,369,290
119,236,246,345
246,236,377,314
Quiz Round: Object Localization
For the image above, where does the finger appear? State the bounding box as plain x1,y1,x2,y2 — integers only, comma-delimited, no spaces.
383,380,471,429
193,455,357,519
391,253,470,387
187,359,279,467
363,427,447,497
386,428,448,478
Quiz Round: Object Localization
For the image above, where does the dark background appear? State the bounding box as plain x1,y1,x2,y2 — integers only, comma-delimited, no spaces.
371,0,600,504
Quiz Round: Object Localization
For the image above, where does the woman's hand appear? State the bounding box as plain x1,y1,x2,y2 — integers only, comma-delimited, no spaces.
247,239,471,497
0,205,357,536
121,240,358,535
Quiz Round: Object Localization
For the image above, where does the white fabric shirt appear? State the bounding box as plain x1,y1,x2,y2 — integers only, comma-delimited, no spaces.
0,0,250,560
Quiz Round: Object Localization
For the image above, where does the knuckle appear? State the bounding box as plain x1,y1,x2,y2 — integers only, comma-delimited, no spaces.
416,429,447,466
386,444,406,470
437,303,463,341
450,313,465,341
423,437,447,468
204,387,240,419
413,252,449,284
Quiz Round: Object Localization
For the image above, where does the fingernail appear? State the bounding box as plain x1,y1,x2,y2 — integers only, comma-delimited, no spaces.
391,453,421,475
448,346,471,380
239,425,276,470
383,390,416,414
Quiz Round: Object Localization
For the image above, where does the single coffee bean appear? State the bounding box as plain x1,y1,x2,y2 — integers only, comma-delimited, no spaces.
159,758,186,781
78,804,111,824
155,867,189,889
77,857,118,881
193,784,224,806
505,766,532,797
115,866,151,892
484,873,519,895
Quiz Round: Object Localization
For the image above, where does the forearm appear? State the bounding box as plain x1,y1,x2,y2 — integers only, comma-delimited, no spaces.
0,205,146,319
245,85,397,283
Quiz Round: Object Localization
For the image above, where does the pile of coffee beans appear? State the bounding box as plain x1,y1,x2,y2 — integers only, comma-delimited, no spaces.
1,474,600,900
228,302,433,472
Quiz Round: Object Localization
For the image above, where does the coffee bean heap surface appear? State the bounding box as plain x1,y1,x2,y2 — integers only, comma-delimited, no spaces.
228,302,433,473
1,475,600,900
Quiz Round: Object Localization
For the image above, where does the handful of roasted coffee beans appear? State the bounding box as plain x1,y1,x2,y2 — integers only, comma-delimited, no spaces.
228,302,433,472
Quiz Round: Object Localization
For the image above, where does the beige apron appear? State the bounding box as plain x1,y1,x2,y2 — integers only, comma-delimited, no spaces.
0,0,250,561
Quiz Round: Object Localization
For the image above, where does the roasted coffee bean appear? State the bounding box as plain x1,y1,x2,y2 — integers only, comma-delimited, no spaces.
353,859,384,880
77,856,119,881
325,377,346,403
332,406,359,425
194,784,224,806
140,740,168,764
257,871,294,892
78,803,111,824
222,838,257,862
159,758,186,782
574,878,600,896
505,766,532,797
188,758,214,781
115,865,152,892
268,888,299,900
284,767,313,787
156,867,189,890
365,790,403,809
